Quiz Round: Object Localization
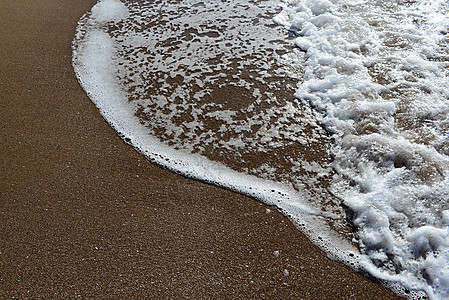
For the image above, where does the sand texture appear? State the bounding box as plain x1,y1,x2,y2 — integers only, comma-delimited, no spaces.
0,0,401,298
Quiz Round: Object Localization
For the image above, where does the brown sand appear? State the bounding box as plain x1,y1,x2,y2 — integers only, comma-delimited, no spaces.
0,0,402,298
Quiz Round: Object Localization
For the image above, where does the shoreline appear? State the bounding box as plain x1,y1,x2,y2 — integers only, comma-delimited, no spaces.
0,0,401,298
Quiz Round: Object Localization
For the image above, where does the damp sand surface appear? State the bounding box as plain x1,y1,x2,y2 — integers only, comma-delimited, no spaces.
0,0,401,298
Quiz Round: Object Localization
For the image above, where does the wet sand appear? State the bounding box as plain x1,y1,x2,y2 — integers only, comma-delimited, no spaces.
0,0,402,298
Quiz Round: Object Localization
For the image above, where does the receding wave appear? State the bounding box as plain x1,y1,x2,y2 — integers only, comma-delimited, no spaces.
72,0,449,298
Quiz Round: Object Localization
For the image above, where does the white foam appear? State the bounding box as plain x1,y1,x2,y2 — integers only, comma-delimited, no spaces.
90,0,128,23
275,0,449,298
73,0,449,298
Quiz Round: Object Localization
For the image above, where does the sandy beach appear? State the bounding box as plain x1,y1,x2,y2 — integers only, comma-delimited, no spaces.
0,0,402,298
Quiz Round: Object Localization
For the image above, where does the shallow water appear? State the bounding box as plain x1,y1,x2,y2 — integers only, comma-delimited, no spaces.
73,0,449,298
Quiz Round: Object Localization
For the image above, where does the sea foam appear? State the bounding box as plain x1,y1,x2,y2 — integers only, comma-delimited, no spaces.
73,0,449,298
275,0,448,298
